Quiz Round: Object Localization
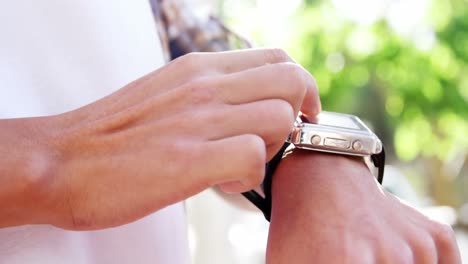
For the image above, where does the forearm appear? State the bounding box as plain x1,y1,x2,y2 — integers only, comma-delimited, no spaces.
0,117,56,227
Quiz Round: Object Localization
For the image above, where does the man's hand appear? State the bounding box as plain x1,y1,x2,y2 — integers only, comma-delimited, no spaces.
266,151,461,263
0,49,320,230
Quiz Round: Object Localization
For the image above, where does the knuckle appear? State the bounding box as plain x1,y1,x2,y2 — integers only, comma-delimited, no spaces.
309,74,318,95
269,100,295,132
276,99,296,122
241,135,266,186
264,48,292,63
414,237,438,262
170,52,212,78
242,167,264,189
385,243,413,264
175,52,202,71
243,134,266,162
184,77,216,105
279,63,309,96
433,222,456,246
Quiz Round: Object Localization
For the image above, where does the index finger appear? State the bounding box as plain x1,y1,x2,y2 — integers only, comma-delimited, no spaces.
206,49,321,117
299,68,321,117
181,48,321,117
202,48,296,73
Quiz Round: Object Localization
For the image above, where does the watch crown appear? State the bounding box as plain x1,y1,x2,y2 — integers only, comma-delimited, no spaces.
352,140,363,151
310,135,321,145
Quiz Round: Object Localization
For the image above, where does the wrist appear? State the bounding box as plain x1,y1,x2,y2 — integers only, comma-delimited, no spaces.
275,150,378,189
270,151,382,219
266,151,384,263
0,117,61,227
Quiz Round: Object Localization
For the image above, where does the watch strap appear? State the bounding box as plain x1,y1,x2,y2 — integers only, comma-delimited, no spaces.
371,146,385,184
241,142,290,222
242,143,385,221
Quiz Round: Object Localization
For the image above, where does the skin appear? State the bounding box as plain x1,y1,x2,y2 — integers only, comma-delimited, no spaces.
0,48,460,262
0,48,320,230
267,151,462,264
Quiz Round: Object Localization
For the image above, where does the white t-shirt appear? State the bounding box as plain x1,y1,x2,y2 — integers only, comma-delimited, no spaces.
0,1,190,263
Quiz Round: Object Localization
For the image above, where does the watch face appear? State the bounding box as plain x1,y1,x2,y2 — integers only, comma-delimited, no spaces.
313,111,364,131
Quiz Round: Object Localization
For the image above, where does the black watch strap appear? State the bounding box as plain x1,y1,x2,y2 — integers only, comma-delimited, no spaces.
241,142,290,222
242,144,386,222
371,146,385,184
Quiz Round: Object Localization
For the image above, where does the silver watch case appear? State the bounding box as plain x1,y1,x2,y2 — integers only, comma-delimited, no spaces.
287,112,382,157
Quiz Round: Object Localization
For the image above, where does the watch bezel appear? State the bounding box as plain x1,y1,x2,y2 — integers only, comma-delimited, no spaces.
287,112,382,156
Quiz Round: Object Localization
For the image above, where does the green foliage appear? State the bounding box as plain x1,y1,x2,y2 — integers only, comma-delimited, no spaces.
286,0,468,163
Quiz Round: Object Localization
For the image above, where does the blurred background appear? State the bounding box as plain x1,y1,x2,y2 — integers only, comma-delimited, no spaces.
184,0,468,263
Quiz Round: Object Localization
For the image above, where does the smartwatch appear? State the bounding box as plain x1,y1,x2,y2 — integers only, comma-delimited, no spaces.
242,111,386,221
